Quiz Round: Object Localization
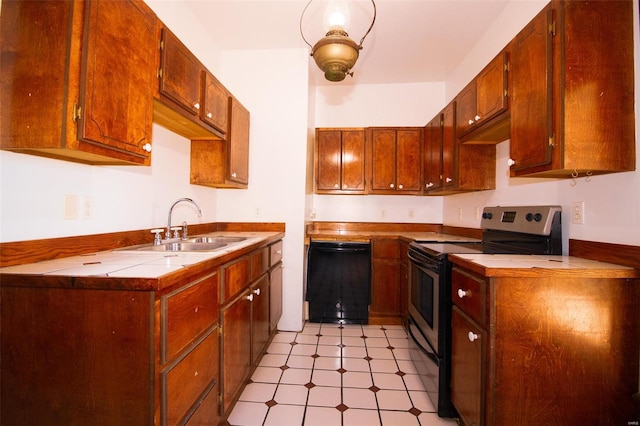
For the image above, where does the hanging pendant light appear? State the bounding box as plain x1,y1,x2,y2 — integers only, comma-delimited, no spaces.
300,0,377,82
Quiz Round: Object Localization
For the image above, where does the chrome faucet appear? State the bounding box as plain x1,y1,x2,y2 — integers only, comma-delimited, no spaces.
166,198,202,240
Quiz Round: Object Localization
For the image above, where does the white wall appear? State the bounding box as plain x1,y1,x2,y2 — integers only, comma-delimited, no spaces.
215,48,311,332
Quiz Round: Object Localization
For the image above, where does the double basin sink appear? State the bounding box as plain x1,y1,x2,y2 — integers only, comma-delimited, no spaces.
124,235,247,253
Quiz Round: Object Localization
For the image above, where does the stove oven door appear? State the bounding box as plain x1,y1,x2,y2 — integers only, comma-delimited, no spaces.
407,248,441,354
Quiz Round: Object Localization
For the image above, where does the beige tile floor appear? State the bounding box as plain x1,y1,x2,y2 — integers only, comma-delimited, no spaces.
224,322,459,426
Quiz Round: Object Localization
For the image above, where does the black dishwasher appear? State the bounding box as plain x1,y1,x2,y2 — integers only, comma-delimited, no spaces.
306,241,371,324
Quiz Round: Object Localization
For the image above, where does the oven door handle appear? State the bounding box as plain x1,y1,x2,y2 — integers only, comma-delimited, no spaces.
408,322,439,364
408,251,439,272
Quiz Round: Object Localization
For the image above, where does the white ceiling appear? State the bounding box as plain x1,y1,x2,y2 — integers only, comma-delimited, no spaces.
185,0,512,86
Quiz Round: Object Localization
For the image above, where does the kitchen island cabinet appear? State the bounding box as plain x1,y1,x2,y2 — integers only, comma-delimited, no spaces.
1,0,157,165
449,260,639,426
508,0,635,178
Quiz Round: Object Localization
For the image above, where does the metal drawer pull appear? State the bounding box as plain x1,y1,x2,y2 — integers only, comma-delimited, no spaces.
457,289,469,298
253,288,261,296
468,331,479,342
247,294,254,302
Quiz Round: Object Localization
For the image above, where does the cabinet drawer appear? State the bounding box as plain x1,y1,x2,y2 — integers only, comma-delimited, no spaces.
372,239,400,259
270,240,283,266
186,379,219,425
251,247,269,281
163,328,219,425
222,255,250,303
163,273,218,362
451,268,486,325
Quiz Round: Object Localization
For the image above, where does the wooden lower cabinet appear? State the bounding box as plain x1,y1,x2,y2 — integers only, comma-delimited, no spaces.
369,238,402,324
450,266,640,425
220,239,284,419
0,271,220,426
220,288,252,415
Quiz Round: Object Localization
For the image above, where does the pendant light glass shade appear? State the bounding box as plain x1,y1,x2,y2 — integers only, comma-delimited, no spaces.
300,0,376,82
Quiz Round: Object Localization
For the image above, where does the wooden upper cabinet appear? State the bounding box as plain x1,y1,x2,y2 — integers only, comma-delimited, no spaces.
509,0,636,178
456,51,509,143
155,26,226,140
159,28,201,117
315,128,366,194
425,101,496,196
201,71,229,135
423,114,443,192
0,0,156,165
369,127,423,195
228,96,250,186
190,96,250,188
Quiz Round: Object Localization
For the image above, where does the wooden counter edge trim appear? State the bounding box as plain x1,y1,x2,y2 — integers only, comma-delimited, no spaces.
305,221,443,233
0,222,285,268
569,239,640,271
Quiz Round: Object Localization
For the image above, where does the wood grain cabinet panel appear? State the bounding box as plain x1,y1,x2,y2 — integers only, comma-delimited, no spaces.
456,51,509,143
201,71,229,134
370,238,402,324
423,115,443,192
0,0,156,165
221,255,251,303
369,127,423,195
450,265,640,425
251,275,270,365
315,128,366,193
509,0,635,178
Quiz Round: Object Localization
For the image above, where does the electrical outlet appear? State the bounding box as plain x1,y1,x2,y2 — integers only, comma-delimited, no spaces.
571,201,585,224
80,196,94,219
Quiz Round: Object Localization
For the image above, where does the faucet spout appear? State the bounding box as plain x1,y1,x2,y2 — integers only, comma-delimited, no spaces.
166,198,202,239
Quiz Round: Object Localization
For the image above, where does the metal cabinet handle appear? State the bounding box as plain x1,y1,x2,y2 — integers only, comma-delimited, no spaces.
253,288,261,296
193,102,200,110
468,119,474,125
231,172,237,178
247,294,254,302
142,143,152,152
445,177,452,183
508,158,516,167
457,289,469,298
389,183,395,189
468,331,479,342
207,112,213,118
475,114,481,121
398,184,404,189
334,183,339,188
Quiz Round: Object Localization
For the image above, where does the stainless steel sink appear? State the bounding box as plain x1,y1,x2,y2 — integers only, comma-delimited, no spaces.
119,235,247,253
187,236,246,244
135,241,228,252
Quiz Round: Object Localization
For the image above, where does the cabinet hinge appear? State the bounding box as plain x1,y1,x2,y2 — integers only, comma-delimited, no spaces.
549,20,556,36
73,103,82,122
157,68,163,79
159,39,164,50
504,61,509,72
548,134,556,148
504,88,508,98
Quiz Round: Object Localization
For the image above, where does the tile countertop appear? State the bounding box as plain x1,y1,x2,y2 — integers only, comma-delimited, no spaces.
308,231,481,243
0,231,280,281
449,253,639,279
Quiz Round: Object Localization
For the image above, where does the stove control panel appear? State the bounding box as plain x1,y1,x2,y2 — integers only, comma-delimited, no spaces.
480,206,562,235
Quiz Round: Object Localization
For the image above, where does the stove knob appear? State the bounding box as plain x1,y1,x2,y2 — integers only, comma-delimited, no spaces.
482,212,492,219
534,213,543,222
526,213,534,221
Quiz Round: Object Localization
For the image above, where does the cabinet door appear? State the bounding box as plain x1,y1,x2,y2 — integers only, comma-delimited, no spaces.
251,275,270,365
221,292,251,415
316,130,342,191
370,239,401,319
370,128,397,191
508,5,553,173
476,52,507,124
456,81,477,137
396,128,422,192
78,0,155,163
159,28,202,116
441,102,456,189
341,129,366,191
227,97,250,185
269,263,283,332
201,71,228,134
424,115,442,192
451,307,485,426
